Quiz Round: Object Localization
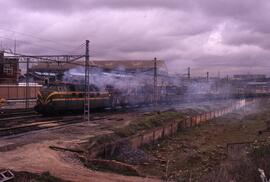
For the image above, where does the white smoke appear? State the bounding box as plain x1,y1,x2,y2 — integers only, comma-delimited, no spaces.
63,66,155,92
63,66,235,105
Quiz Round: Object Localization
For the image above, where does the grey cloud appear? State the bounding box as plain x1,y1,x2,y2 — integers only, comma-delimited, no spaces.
197,0,265,18
1,0,270,75
12,0,193,12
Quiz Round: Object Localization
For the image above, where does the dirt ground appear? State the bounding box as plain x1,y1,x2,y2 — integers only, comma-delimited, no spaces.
0,100,249,182
136,100,270,181
0,111,161,182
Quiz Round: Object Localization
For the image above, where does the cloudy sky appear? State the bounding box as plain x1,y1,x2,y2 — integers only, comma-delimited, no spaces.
1,0,270,76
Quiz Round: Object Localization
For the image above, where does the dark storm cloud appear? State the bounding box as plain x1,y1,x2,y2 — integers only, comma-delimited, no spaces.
11,0,194,12
1,0,270,75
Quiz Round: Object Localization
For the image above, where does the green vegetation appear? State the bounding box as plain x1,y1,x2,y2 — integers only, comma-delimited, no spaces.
115,111,185,137
87,133,120,149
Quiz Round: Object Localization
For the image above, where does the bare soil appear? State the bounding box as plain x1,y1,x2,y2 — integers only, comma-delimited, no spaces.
0,111,160,182
136,100,270,181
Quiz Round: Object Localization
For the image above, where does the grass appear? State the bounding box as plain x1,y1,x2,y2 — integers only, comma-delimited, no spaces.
115,111,186,137
203,142,270,182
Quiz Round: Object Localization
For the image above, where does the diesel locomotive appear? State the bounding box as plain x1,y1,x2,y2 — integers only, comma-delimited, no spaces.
34,82,113,115
34,82,159,115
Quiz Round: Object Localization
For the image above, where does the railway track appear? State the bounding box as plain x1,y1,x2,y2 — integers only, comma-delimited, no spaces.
0,115,84,137
0,108,85,137
0,108,42,127
0,98,255,137
0,108,38,118
0,108,124,137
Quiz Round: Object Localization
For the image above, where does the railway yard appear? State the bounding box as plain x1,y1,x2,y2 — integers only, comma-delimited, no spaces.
4,1,270,181
1,98,270,182
1,52,270,181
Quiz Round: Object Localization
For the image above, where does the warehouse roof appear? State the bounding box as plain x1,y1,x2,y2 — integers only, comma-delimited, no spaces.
30,60,167,73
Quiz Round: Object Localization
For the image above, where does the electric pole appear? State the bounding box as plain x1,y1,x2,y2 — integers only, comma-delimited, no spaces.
84,40,90,121
25,58,29,109
154,57,157,108
188,67,191,80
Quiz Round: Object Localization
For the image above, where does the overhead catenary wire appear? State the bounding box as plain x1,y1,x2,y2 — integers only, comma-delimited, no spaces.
67,42,86,55
0,27,78,49
3,50,85,67
0,35,72,54
0,28,88,55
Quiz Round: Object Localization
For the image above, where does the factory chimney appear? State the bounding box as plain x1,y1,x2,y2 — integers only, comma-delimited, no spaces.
188,67,191,80
0,51,3,63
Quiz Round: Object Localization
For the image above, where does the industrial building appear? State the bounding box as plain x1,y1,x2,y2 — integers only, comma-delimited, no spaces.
29,60,168,83
233,74,267,81
0,51,19,84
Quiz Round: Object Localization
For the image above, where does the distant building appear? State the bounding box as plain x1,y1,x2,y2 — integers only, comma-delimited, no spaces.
233,74,266,81
29,60,168,83
0,52,19,84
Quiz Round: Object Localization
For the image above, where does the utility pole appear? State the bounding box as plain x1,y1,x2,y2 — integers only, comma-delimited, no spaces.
154,57,157,107
206,72,209,82
188,67,191,80
14,39,17,54
25,58,29,109
84,40,90,121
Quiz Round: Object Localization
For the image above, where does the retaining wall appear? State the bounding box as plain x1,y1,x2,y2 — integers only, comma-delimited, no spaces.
88,99,255,158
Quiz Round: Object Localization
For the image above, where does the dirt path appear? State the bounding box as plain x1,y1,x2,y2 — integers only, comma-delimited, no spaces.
0,141,160,182
0,112,161,182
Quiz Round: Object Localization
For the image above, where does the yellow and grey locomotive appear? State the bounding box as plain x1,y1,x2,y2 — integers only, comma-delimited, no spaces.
35,82,112,115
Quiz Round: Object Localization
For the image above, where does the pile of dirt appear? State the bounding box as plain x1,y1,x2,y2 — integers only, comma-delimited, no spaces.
112,145,156,165
82,158,141,176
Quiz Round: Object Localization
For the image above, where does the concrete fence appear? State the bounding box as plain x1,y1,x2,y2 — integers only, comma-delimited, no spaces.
88,99,255,159
0,84,42,100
